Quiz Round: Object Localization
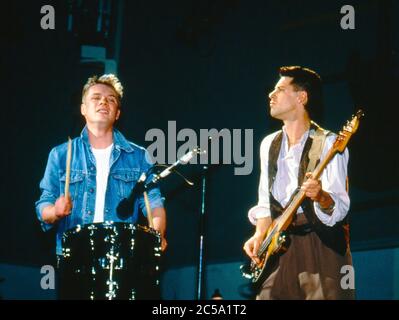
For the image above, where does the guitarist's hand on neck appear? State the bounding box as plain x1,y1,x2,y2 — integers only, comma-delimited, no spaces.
301,172,335,214
243,217,272,265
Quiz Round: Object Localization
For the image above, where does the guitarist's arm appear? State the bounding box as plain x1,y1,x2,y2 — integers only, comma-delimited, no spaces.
303,135,350,225
243,217,272,264
244,134,276,263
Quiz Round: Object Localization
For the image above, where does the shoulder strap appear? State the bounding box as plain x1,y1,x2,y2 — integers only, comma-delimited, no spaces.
306,121,329,173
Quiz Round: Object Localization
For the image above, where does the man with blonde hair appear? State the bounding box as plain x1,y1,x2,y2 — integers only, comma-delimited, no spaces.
36,74,167,299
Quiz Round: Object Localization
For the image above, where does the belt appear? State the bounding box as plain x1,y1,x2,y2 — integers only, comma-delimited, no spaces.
287,223,314,236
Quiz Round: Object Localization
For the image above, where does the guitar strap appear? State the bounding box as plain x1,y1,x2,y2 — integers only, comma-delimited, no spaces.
306,121,329,173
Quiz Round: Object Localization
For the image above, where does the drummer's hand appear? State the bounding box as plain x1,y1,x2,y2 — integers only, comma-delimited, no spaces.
160,236,168,252
54,195,72,219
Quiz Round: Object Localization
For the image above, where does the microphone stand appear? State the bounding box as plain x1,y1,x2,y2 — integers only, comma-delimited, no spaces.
196,165,208,300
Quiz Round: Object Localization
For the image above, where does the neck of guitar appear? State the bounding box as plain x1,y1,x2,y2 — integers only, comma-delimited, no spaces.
276,147,338,230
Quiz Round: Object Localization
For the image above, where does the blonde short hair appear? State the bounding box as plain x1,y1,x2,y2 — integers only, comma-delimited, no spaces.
82,74,124,105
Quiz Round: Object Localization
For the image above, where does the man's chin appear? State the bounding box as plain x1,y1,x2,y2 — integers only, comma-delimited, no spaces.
270,111,281,120
88,120,115,129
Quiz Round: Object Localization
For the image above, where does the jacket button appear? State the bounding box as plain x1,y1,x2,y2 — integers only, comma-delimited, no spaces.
87,210,92,215
89,188,94,193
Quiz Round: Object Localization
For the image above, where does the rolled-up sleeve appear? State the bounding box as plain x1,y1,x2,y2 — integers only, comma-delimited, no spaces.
35,148,60,231
248,136,274,225
138,149,164,216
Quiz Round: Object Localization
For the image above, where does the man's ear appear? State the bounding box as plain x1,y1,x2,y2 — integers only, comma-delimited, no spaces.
115,108,121,120
298,91,308,106
81,103,86,116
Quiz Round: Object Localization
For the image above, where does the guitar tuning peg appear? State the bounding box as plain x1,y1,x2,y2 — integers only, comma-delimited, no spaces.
356,109,365,118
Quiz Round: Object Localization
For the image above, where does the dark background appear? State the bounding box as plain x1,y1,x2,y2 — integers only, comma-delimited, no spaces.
0,0,398,294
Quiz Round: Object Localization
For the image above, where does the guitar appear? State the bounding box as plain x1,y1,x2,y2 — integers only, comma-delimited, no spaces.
241,110,364,284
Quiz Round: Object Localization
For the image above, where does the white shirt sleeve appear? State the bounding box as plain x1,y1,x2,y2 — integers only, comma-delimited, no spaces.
313,135,350,226
247,134,277,225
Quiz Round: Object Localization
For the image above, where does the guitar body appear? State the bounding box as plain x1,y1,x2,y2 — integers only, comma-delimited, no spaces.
241,217,290,284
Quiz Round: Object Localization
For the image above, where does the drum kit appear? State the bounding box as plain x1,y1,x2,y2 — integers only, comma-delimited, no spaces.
59,221,161,300
58,142,202,300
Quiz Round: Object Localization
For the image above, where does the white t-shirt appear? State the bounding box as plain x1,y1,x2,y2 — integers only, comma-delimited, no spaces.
92,143,113,223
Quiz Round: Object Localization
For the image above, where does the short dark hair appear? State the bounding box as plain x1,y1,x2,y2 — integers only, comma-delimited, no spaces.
279,66,323,119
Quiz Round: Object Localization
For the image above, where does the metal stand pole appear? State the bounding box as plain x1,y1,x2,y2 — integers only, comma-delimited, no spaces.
196,165,208,300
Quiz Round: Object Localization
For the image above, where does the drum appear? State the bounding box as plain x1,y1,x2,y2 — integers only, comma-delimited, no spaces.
59,222,161,300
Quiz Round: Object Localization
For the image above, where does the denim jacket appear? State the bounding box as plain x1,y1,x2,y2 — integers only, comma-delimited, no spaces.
35,126,164,255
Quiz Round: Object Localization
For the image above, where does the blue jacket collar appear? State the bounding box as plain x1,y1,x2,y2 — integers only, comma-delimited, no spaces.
80,126,134,153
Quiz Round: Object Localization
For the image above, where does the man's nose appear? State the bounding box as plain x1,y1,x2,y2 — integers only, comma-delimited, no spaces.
99,96,109,104
268,90,276,99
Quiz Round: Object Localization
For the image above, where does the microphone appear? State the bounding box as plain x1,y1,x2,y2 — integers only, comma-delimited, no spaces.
117,147,202,218
145,148,199,189
159,149,196,178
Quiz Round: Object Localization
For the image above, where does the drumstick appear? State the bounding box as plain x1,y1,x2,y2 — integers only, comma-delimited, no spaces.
65,137,72,198
143,191,154,228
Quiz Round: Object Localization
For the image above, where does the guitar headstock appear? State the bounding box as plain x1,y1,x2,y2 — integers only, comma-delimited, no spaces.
334,110,364,153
